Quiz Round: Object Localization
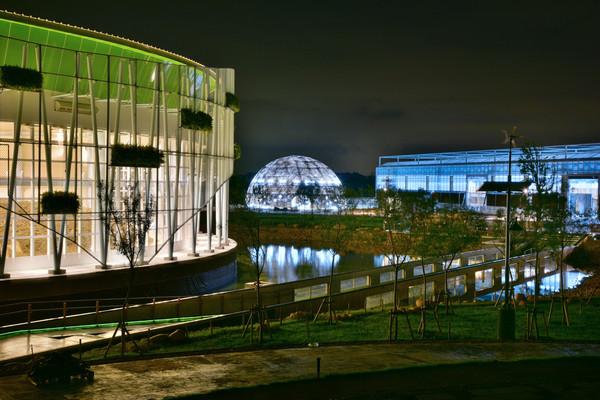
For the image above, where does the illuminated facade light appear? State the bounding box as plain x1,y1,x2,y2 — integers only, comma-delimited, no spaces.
376,143,600,215
0,11,236,277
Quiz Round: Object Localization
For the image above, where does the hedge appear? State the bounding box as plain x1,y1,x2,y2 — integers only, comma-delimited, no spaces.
0,65,43,92
110,144,164,168
181,108,212,131
226,92,240,112
41,191,80,215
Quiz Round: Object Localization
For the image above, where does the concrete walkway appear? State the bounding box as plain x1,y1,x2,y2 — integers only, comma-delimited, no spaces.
0,321,199,363
1,340,599,399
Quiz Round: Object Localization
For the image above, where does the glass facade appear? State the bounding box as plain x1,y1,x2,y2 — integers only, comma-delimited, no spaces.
246,155,342,211
0,12,235,276
376,144,600,214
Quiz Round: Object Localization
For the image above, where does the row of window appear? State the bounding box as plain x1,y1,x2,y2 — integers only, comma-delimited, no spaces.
293,256,558,303
379,159,600,177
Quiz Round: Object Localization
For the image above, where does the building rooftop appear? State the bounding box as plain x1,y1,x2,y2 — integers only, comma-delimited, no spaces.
379,143,600,167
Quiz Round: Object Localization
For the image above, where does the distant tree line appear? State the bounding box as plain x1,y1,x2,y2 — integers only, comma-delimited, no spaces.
228,172,375,205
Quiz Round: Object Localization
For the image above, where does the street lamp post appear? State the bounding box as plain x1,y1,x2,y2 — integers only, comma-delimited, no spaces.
498,126,521,340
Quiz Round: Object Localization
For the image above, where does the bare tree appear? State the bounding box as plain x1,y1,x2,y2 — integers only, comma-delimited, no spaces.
374,188,434,339
98,181,154,357
295,182,321,214
230,206,271,342
314,189,356,324
432,207,486,314
545,192,588,326
519,141,557,308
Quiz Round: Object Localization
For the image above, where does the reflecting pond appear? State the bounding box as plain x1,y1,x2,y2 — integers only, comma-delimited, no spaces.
225,245,385,290
224,244,589,294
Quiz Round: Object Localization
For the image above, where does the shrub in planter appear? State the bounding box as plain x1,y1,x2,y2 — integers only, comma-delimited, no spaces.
226,92,240,112
110,143,164,168
0,65,43,92
181,108,212,132
41,191,80,215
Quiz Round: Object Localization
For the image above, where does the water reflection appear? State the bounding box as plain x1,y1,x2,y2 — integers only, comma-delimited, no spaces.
258,245,385,283
229,245,385,289
517,268,588,296
231,245,588,295
479,266,588,301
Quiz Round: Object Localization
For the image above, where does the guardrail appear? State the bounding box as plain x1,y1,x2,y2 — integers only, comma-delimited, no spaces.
0,246,574,335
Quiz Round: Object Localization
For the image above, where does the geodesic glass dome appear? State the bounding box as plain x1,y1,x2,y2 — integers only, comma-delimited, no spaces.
246,155,342,211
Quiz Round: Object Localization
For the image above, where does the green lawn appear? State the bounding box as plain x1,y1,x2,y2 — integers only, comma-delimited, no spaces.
85,297,600,361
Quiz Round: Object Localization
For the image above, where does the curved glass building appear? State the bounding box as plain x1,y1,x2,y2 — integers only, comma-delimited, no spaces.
246,155,342,211
0,11,235,277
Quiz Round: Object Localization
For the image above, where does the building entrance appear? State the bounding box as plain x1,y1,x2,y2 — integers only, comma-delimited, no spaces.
568,178,598,215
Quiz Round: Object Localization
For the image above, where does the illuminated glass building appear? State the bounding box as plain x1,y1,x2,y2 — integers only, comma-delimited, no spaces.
0,11,235,278
246,155,342,211
376,143,600,215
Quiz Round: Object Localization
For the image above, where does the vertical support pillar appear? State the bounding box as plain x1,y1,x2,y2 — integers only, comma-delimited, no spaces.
54,52,81,272
205,159,214,254
170,66,183,258
223,180,229,245
216,187,223,248
85,54,106,268
160,67,175,260
0,46,29,277
142,63,159,260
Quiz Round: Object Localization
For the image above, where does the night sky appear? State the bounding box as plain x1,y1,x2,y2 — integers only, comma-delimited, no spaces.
3,1,599,175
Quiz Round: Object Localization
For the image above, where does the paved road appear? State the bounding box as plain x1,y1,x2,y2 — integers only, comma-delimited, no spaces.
0,341,599,399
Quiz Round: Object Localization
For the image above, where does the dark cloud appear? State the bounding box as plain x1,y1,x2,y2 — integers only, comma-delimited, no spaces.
352,105,404,121
3,1,599,174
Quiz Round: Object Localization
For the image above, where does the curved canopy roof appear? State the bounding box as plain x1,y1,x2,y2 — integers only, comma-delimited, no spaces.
0,10,215,104
0,10,202,67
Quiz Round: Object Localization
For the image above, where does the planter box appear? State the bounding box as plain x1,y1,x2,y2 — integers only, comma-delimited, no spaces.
41,191,80,215
110,144,164,168
0,65,43,92
226,92,240,112
181,108,212,132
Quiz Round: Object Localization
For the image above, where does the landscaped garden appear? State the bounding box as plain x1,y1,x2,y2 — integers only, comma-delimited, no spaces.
86,296,600,361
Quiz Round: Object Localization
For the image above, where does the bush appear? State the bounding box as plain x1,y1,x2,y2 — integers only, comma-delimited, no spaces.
41,191,80,215
27,352,93,385
181,108,212,131
0,65,43,92
565,239,600,268
110,144,164,168
226,92,240,112
234,143,242,160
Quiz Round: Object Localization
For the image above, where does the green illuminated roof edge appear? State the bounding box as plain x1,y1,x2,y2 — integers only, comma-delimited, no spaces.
0,10,207,69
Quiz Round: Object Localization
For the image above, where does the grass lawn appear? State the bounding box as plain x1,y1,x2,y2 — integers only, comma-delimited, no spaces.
85,297,600,361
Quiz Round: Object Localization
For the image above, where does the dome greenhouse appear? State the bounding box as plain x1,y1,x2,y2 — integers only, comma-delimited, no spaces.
246,155,342,211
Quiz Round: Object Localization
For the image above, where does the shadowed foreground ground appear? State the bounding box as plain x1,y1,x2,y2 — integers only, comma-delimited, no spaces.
193,356,600,400
0,342,598,399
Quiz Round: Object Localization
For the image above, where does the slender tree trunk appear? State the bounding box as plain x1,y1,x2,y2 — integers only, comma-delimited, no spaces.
559,243,568,326
328,255,335,324
534,250,541,309
256,267,263,342
444,265,449,315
